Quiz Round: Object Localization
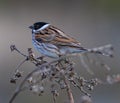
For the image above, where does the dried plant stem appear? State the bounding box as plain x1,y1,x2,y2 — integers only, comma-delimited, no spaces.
53,94,57,103
9,44,114,103
57,60,74,103
9,56,70,103
64,77,74,103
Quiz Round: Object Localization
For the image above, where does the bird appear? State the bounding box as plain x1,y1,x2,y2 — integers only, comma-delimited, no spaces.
29,22,101,58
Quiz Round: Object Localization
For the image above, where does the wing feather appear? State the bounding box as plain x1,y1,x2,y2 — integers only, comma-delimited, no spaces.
35,25,82,48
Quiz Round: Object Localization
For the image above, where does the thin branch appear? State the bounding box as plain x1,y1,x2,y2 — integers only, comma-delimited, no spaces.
52,91,57,103
80,54,94,75
70,79,90,97
64,77,74,103
9,44,114,103
14,59,27,73
10,45,27,58
9,56,70,103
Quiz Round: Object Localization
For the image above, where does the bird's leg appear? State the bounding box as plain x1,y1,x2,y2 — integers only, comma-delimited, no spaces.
35,55,47,66
36,55,45,60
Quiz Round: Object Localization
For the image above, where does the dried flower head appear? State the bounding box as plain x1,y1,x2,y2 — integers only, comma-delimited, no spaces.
9,44,114,103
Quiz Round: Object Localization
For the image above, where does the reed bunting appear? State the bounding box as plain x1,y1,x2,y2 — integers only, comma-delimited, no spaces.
29,22,90,58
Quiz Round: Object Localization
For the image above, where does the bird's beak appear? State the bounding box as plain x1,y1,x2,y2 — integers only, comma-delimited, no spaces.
29,25,34,29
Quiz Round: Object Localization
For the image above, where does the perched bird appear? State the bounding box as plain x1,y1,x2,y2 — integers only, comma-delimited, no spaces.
29,22,99,58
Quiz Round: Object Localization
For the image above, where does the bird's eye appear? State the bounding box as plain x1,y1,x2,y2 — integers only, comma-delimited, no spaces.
34,25,40,30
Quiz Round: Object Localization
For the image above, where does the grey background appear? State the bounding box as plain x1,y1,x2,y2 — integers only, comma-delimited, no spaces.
0,0,120,103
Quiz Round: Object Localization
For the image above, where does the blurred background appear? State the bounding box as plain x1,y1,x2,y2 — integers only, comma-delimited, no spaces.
0,0,120,103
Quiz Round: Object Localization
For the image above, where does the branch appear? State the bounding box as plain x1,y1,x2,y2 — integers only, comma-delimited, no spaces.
64,77,74,103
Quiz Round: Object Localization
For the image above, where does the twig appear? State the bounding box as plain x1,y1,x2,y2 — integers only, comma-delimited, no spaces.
14,59,27,73
80,54,94,75
9,56,71,103
64,77,74,103
9,44,114,103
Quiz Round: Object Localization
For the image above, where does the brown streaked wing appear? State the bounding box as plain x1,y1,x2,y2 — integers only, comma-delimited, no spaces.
49,25,82,47
35,25,82,47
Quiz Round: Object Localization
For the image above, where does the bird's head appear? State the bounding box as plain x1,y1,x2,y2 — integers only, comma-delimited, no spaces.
29,22,50,32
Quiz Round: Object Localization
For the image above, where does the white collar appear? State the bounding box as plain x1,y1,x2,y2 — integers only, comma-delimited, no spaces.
33,24,50,33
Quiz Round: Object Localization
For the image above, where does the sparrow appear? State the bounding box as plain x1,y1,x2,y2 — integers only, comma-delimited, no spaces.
29,22,89,58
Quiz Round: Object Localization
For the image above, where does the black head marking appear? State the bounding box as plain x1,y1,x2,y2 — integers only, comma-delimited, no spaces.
33,22,48,30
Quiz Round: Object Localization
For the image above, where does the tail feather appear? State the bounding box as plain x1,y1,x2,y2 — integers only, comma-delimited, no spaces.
86,44,113,57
